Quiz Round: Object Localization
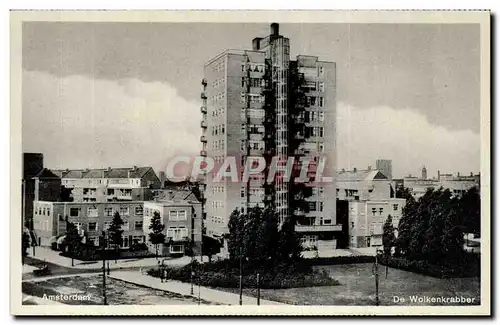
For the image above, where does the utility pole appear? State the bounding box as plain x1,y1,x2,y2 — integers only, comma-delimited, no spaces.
102,231,107,305
375,250,380,306
257,273,260,306
239,246,243,305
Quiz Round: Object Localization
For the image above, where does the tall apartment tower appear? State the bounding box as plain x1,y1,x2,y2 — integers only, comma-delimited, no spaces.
200,23,339,250
376,159,393,181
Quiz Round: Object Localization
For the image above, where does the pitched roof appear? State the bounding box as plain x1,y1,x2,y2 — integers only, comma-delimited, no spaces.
49,166,154,179
50,169,86,179
82,169,106,179
337,169,388,182
105,167,152,179
32,168,61,179
153,189,199,203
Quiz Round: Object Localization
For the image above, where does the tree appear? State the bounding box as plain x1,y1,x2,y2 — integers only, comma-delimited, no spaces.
62,221,82,266
227,207,302,271
441,198,464,265
227,209,244,261
108,211,124,259
382,215,395,256
459,186,480,236
276,215,303,266
148,211,165,259
202,235,222,263
22,231,31,264
396,187,414,200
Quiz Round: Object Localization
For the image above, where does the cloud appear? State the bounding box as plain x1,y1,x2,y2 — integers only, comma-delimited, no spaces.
336,103,480,178
22,70,201,171
22,70,480,179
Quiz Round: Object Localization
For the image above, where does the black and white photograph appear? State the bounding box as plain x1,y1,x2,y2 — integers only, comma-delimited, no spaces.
10,10,491,316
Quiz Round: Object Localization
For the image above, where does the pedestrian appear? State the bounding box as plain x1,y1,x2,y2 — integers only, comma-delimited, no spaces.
163,268,168,283
160,267,164,283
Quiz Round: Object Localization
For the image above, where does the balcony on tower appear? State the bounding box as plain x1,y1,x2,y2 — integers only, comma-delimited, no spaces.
201,105,207,114
201,92,207,99
201,78,207,86
201,121,207,128
200,150,207,157
294,131,305,140
200,135,207,143
295,224,342,232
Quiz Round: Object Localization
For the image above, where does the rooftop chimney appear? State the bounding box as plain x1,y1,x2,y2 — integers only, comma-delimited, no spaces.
437,170,440,181
270,23,279,36
353,167,357,172
457,172,460,177
252,37,262,50
107,167,112,172
368,165,372,171
341,168,345,172
470,172,473,176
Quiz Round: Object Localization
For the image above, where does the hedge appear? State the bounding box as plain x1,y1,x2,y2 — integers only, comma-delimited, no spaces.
60,246,156,261
307,255,375,266
148,262,339,289
378,254,480,278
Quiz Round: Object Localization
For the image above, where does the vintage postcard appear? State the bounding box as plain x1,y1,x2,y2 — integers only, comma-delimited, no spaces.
10,10,491,316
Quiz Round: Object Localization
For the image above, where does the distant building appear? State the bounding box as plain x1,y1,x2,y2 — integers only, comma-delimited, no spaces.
403,170,479,199
51,166,161,203
376,159,392,181
158,171,166,188
421,166,428,180
143,200,202,256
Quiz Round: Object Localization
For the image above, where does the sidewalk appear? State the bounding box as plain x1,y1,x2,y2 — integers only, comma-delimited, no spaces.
27,247,191,270
110,270,286,306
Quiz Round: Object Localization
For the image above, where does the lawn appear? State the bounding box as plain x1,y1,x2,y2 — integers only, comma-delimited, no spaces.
224,263,480,306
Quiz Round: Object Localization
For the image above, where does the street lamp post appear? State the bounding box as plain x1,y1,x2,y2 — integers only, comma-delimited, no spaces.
198,185,204,305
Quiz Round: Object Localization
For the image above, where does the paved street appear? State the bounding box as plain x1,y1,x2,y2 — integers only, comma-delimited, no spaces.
26,247,193,270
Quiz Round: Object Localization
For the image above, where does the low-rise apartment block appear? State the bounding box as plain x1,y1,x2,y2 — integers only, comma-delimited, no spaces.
33,201,146,248
348,198,406,248
33,197,202,257
51,166,161,203
336,167,406,248
143,200,202,256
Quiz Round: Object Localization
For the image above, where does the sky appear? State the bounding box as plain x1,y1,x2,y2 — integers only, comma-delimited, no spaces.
22,22,481,178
